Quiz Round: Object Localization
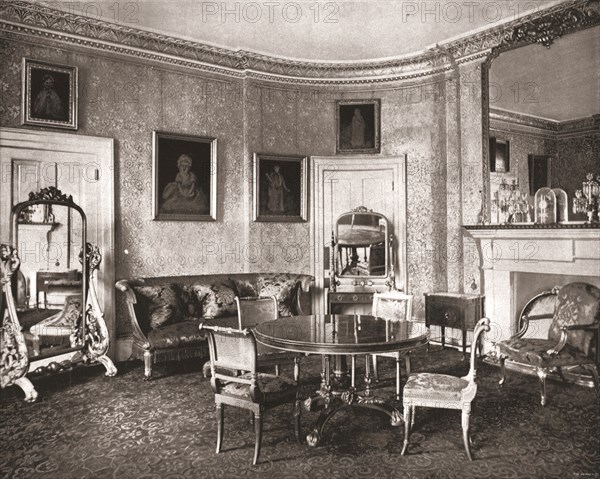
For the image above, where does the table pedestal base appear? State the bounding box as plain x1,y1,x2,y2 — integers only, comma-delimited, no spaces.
304,354,403,446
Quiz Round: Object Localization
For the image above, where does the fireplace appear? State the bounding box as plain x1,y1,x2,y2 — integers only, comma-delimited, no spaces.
464,225,600,354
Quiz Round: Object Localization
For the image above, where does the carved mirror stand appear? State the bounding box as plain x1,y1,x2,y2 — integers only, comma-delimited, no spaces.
0,187,116,402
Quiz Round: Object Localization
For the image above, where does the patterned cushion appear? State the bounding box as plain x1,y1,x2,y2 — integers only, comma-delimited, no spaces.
192,283,237,319
548,283,600,357
496,337,595,368
230,278,259,298
147,320,205,349
133,284,184,329
403,373,468,402
180,285,204,321
221,372,297,403
256,275,299,317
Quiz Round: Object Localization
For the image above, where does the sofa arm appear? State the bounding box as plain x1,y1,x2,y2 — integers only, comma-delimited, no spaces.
295,276,314,316
115,279,151,351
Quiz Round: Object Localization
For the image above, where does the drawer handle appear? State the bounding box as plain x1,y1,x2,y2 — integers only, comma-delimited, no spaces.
444,312,449,320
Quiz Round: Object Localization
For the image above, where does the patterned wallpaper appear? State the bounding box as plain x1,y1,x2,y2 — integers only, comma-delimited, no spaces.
0,39,484,334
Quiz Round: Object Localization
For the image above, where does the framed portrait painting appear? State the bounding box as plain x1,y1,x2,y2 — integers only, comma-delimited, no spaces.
152,132,217,221
253,153,308,222
21,58,78,130
490,137,510,173
336,99,381,154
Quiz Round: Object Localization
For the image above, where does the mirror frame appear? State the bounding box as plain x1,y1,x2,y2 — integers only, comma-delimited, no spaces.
480,1,600,223
11,186,88,359
330,206,395,291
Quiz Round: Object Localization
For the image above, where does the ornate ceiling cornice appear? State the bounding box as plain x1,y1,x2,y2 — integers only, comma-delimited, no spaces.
0,0,598,84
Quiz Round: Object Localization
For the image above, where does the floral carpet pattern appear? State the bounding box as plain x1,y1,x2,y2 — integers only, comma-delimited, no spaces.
1,348,598,479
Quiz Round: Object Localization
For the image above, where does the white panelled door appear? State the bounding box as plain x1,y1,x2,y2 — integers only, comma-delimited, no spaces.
310,156,407,314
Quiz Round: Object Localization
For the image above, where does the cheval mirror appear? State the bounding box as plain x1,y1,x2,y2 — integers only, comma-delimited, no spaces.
330,206,395,292
0,186,116,402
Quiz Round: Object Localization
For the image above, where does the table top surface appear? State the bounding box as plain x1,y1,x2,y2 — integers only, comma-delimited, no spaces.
254,314,429,355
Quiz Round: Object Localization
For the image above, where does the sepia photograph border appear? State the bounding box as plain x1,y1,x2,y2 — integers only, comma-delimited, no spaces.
253,153,308,223
152,131,217,221
21,58,78,130
335,99,381,154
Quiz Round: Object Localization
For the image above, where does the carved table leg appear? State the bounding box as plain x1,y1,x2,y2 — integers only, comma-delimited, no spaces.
498,355,506,386
97,355,118,376
14,377,38,403
537,368,548,406
306,401,345,447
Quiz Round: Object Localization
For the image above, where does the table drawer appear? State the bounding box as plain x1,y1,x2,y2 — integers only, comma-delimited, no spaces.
427,302,464,329
329,292,374,304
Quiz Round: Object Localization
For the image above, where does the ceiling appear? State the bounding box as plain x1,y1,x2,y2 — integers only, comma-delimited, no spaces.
62,0,551,61
490,26,600,122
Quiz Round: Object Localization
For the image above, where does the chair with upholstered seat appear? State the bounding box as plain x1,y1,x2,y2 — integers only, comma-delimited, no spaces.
236,296,301,382
371,291,414,400
200,323,302,465
401,317,490,461
496,282,600,406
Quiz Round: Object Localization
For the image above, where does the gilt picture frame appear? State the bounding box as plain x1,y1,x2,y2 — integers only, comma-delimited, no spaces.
336,99,381,154
152,131,217,221
253,153,308,222
21,58,78,130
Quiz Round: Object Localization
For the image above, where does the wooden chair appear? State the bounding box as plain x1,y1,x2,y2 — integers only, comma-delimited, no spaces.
236,296,301,382
401,317,490,461
200,324,301,465
496,282,600,406
371,291,414,400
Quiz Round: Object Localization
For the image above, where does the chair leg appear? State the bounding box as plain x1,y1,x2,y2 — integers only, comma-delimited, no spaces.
395,355,401,401
373,355,379,382
294,356,300,383
401,405,412,455
294,394,302,443
275,365,280,376
536,368,548,406
143,351,153,380
462,410,473,461
498,355,506,387
581,364,599,396
216,403,224,454
253,411,263,466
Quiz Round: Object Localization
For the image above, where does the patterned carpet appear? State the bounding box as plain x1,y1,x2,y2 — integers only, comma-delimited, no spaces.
1,348,598,479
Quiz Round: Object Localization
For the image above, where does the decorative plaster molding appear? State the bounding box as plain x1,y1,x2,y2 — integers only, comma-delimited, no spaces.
490,108,600,139
1,0,598,84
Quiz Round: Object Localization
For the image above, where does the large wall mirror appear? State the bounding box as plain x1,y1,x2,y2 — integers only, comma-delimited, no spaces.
484,7,599,224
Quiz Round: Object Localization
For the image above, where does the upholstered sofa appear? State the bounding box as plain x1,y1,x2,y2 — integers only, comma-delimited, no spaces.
115,273,314,379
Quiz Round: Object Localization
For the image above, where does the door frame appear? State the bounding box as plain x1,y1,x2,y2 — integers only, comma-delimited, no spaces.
0,127,116,358
310,155,407,314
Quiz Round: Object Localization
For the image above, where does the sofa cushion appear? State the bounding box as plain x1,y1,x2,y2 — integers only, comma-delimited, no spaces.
133,284,184,329
148,320,205,350
231,274,300,317
192,283,237,319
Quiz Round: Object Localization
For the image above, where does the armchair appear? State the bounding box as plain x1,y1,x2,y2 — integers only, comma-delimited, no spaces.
200,324,302,465
496,282,600,406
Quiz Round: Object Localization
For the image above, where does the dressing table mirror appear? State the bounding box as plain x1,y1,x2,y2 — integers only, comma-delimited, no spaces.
0,186,116,402
328,206,396,314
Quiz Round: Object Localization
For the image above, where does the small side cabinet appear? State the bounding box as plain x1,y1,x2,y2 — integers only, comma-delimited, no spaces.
424,292,485,359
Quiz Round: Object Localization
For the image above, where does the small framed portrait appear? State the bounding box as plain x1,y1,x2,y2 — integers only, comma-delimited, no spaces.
21,58,78,130
336,99,381,154
528,154,551,195
152,132,217,221
490,137,510,173
253,153,308,222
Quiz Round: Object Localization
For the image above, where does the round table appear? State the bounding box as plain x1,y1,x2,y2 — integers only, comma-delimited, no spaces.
254,314,429,446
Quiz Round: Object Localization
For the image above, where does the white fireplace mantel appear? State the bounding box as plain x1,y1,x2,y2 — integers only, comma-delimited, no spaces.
464,224,600,351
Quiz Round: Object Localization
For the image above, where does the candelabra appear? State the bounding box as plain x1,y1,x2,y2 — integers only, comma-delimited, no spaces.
491,179,531,224
573,173,600,223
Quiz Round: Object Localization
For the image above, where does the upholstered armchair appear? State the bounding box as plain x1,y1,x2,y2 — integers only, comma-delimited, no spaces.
200,324,302,465
496,282,600,406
